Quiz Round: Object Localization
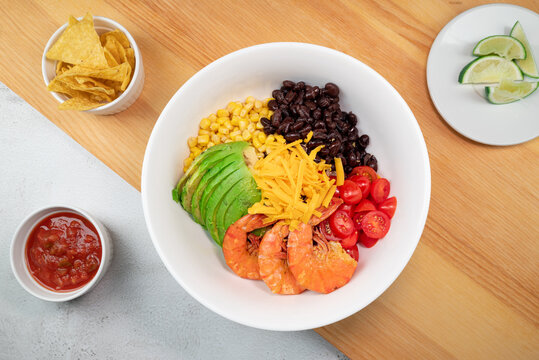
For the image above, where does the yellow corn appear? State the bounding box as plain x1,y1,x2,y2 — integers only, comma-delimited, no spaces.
232,106,241,116
217,109,229,117
254,100,262,111
200,118,211,130
258,144,266,153
197,134,210,145
224,120,233,130
245,96,255,104
211,133,220,143
240,108,249,118
255,121,264,130
238,119,248,130
250,113,260,122
231,116,239,126
198,129,210,135
207,141,215,148
191,147,202,157
252,138,262,148
208,113,217,121
218,127,230,135
247,123,255,132
187,137,198,148
259,108,268,117
217,116,228,125
210,122,219,131
266,134,275,144
263,97,273,106
258,132,267,143
242,130,252,141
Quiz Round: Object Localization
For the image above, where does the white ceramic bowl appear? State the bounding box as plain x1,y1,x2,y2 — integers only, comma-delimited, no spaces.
10,205,112,302
142,43,431,331
42,16,144,115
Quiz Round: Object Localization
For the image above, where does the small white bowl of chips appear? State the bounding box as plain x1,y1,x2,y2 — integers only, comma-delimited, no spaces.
42,14,144,115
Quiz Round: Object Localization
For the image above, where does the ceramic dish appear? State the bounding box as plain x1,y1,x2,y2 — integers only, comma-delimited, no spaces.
10,205,112,302
142,42,431,331
427,4,539,146
42,16,144,115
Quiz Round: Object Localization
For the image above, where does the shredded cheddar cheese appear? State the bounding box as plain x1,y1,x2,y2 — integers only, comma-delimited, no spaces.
248,133,336,230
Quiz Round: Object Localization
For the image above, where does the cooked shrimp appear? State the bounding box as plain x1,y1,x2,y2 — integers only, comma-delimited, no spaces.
258,222,305,295
222,214,268,280
309,197,343,226
287,222,357,294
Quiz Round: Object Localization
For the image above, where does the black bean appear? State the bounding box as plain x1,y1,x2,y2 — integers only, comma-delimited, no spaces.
318,96,330,108
282,117,293,126
304,100,317,111
275,91,285,102
299,128,312,138
345,166,353,174
312,108,322,120
277,122,290,135
291,120,305,132
289,104,298,116
294,91,304,105
308,139,324,149
260,117,271,127
328,141,340,156
348,152,359,167
313,129,327,140
366,154,378,171
298,105,310,118
314,120,325,129
302,124,312,133
328,103,340,112
294,81,305,91
325,83,340,97
267,100,278,111
331,96,340,104
284,132,301,142
284,91,297,104
347,112,357,126
328,130,341,142
358,134,369,148
312,86,320,98
283,80,295,89
326,121,337,130
271,109,282,127
318,147,329,157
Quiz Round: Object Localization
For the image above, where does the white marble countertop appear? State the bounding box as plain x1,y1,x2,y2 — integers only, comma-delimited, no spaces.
0,83,347,359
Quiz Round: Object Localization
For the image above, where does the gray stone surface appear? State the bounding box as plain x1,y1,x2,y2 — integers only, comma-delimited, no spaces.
0,83,348,360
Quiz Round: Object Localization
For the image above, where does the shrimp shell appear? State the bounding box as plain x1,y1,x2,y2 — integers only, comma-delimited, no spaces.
222,214,268,280
287,222,357,294
258,222,305,295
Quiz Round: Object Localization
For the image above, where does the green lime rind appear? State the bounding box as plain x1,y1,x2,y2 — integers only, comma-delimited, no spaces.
458,55,523,84
472,35,526,60
510,21,539,79
485,80,539,104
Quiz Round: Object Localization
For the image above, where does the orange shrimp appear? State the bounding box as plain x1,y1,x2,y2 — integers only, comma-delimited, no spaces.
222,214,268,280
258,222,305,295
287,222,357,294
309,197,343,226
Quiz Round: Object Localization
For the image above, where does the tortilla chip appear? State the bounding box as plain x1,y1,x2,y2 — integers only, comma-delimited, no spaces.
57,62,130,82
103,48,119,67
46,12,108,69
58,96,103,111
68,16,78,26
100,29,130,49
125,48,135,71
59,76,115,96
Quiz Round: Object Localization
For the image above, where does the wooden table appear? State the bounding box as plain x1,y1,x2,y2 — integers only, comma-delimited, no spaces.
2,1,538,358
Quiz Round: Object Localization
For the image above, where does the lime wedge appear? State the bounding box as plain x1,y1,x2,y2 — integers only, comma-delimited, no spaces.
510,21,539,79
459,55,523,84
485,79,538,104
472,35,526,60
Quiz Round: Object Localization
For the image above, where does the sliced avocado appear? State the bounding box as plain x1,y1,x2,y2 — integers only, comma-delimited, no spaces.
216,176,261,243
190,152,244,225
204,166,252,245
179,142,248,212
174,142,239,200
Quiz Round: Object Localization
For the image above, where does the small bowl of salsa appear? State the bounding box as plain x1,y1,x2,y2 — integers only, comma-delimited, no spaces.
10,205,112,301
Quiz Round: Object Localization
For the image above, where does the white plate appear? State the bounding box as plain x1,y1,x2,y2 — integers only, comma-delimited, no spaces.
142,43,431,331
427,4,539,146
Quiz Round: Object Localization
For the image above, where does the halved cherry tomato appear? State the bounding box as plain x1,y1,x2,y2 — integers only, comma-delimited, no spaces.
361,210,390,239
340,230,358,249
350,166,377,183
354,199,376,213
370,178,390,203
338,180,362,205
345,245,359,261
319,219,341,242
352,212,368,232
358,232,378,248
329,210,355,238
338,203,354,216
378,196,397,218
348,175,370,198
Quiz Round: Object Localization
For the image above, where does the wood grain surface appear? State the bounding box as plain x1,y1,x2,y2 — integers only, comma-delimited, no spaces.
1,1,538,358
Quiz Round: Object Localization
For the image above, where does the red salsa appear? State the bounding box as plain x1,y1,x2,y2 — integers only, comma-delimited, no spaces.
25,212,102,291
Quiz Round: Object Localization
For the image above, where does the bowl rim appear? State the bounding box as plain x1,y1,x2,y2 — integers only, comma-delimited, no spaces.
10,205,110,302
41,15,142,113
141,42,431,330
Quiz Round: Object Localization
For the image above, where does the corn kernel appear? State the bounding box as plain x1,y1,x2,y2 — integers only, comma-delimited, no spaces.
191,147,202,157
255,121,264,130
231,117,239,126
218,127,230,135
263,98,273,106
188,136,198,147
224,120,233,130
217,109,229,117
258,132,267,143
184,157,193,168
232,107,241,116
232,134,243,142
242,130,252,141
199,118,211,130
198,129,210,135
211,133,220,143
259,108,268,117
207,141,215,148
208,113,217,121
240,108,248,118
257,152,264,159
197,134,210,145
250,113,260,122
210,122,220,131
217,116,228,124
224,139,232,143
252,138,262,148
244,102,254,112
238,119,248,130
266,134,275,144
267,110,274,118
253,130,261,138
232,126,240,133
247,123,255,132
258,144,266,153
245,96,255,104
226,102,238,112
254,100,263,111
